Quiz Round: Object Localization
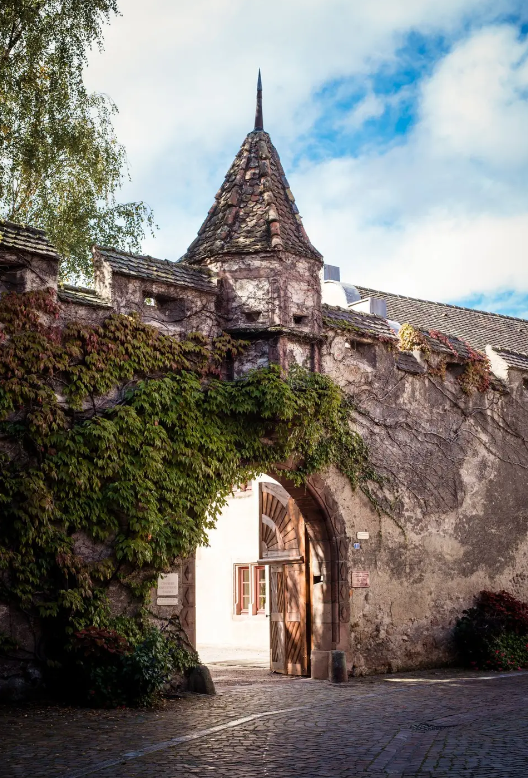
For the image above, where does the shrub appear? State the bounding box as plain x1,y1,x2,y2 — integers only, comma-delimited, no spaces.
454,590,528,671
70,624,198,707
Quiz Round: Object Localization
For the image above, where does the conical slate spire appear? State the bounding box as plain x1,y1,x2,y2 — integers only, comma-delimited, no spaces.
182,82,322,264
254,69,263,131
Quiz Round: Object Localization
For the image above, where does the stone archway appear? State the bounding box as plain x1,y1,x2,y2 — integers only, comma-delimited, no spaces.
180,472,350,681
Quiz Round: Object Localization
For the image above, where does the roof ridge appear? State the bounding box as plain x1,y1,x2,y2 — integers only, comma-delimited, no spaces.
494,345,528,357
356,285,528,326
95,245,213,275
322,302,387,321
0,219,48,236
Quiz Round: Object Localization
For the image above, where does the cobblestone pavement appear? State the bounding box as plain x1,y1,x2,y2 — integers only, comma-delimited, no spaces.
1,667,528,778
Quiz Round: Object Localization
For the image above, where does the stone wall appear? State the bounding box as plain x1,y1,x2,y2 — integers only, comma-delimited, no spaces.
2,235,528,682
322,328,528,674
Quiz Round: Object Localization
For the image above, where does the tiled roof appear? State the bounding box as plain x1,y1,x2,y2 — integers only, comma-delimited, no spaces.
182,130,322,263
395,352,426,374
58,285,112,308
418,330,482,361
0,220,60,261
493,348,528,371
95,246,217,294
355,285,528,353
323,304,397,342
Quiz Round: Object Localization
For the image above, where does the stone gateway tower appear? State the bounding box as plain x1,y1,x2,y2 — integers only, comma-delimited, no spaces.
2,73,528,692
181,72,324,375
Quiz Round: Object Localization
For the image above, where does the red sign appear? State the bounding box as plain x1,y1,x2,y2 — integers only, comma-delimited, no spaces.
351,570,370,588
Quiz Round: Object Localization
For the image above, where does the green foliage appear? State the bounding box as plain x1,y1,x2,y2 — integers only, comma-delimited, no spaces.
69,624,198,706
0,0,154,279
484,633,528,671
0,630,19,655
0,289,379,696
454,590,528,671
398,323,431,357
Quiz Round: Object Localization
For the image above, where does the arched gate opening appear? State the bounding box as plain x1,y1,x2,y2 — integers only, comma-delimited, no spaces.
187,473,350,680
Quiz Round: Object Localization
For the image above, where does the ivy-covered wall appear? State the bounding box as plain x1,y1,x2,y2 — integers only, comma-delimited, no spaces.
0,285,377,698
3,234,528,692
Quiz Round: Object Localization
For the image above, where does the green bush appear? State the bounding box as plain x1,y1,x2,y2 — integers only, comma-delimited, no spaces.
70,624,198,707
484,633,528,671
454,590,528,671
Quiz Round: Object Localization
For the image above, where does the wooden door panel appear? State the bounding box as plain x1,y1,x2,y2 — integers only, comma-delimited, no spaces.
262,483,309,677
270,565,286,673
284,561,308,676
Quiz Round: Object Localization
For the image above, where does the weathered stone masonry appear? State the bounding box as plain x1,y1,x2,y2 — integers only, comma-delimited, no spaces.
1,81,528,681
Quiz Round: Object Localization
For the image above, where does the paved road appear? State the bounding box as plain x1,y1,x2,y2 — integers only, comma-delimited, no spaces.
1,667,528,778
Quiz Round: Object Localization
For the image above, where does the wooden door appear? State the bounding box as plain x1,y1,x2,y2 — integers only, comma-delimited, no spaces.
270,564,286,672
260,482,309,676
284,559,308,675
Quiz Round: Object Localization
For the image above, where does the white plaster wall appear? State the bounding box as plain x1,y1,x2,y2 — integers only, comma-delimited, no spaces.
195,475,276,650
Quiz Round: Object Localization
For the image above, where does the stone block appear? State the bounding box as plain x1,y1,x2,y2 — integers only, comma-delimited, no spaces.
329,650,348,683
187,664,216,695
311,649,330,680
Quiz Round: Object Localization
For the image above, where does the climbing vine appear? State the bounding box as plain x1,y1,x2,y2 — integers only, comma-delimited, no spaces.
0,289,379,668
398,323,491,393
398,322,431,357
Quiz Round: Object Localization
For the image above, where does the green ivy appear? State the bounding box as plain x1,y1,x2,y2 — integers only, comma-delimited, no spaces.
0,288,380,659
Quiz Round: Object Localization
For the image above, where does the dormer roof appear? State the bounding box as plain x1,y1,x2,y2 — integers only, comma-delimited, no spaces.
0,220,61,262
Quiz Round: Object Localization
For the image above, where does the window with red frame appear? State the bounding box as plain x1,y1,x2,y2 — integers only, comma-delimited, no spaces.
234,564,267,616
255,566,266,614
236,566,251,614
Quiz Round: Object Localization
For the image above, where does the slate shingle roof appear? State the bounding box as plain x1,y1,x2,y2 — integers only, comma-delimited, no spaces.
0,220,60,261
182,131,322,263
323,304,397,342
395,352,426,374
417,330,482,361
493,348,528,371
58,285,112,308
356,285,528,353
95,246,217,294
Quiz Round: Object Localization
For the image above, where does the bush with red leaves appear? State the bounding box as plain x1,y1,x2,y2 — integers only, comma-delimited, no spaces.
454,590,528,670
73,627,132,660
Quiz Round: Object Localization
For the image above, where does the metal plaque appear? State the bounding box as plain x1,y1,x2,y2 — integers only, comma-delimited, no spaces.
157,572,179,597
351,570,370,588
357,531,370,540
353,542,361,550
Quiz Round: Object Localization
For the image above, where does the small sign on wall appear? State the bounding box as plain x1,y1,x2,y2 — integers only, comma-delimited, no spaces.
351,570,370,588
157,572,179,606
357,531,369,540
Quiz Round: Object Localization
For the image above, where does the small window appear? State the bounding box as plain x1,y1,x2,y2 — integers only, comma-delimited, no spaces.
446,362,465,378
350,340,377,367
144,296,156,307
236,481,252,492
255,566,266,614
522,377,528,391
293,314,308,325
237,566,250,614
234,563,267,616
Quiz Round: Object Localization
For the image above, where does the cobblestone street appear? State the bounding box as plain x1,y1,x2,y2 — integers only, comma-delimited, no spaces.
2,667,528,778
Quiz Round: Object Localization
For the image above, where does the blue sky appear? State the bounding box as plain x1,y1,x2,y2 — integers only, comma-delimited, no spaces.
85,0,528,317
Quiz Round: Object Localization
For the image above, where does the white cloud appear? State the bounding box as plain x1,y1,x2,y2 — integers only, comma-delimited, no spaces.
84,3,528,308
292,23,528,302
340,92,386,129
420,26,528,167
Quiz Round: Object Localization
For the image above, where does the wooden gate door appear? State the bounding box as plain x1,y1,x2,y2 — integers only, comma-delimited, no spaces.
260,482,309,676
270,564,286,673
